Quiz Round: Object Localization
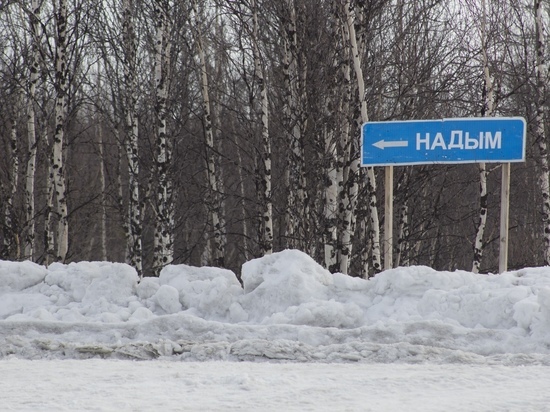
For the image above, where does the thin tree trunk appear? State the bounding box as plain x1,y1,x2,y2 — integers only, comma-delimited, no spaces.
4,109,19,258
534,0,550,265
192,0,224,266
394,0,410,269
114,130,131,264
324,3,343,272
337,17,353,274
229,115,249,261
341,0,382,275
282,41,295,250
24,0,41,261
252,0,273,256
395,203,409,266
472,162,488,273
44,136,55,265
52,0,69,262
395,170,411,267
212,9,228,262
472,0,494,273
96,69,108,261
323,121,338,270
283,0,309,251
360,215,370,277
122,0,143,277
152,0,174,275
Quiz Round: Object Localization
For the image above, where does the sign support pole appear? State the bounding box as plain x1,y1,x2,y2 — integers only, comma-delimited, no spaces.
499,163,511,273
384,165,393,271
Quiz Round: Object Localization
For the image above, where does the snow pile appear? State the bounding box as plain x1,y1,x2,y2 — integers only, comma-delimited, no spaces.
239,250,359,326
2,249,550,363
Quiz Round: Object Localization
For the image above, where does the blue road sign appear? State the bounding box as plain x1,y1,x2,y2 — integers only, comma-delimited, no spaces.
361,117,526,166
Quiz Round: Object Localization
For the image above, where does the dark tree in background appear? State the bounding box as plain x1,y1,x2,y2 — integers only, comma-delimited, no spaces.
0,0,548,277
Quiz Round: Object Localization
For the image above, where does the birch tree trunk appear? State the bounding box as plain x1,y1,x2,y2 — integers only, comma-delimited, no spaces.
229,115,249,261
4,106,19,258
393,0,409,270
252,0,273,256
96,69,108,261
192,0,225,266
336,16,354,274
122,0,143,277
152,0,174,275
24,0,41,261
341,0,381,275
283,0,309,251
52,0,69,262
44,136,55,265
323,4,343,272
534,0,550,265
323,121,338,270
115,131,128,260
395,170,411,267
472,0,494,273
212,9,229,263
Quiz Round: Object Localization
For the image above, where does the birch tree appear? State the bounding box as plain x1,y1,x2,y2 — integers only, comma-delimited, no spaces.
281,0,309,252
152,0,175,274
251,0,273,256
23,0,41,260
395,170,411,266
0,4,21,259
325,3,354,273
340,0,381,275
51,0,69,262
122,0,143,277
43,134,55,264
534,0,550,265
96,68,108,261
322,59,339,270
471,0,495,273
322,2,347,272
2,0,549,272
3,95,19,259
392,0,410,268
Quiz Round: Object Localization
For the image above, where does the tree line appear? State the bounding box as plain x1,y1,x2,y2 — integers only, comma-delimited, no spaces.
0,0,549,278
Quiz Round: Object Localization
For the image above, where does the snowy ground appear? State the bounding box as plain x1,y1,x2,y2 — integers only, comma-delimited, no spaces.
2,250,550,410
3,359,550,411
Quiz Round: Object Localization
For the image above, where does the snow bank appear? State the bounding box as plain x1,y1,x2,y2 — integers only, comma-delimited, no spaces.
158,264,243,320
2,251,550,362
0,260,48,292
240,250,335,324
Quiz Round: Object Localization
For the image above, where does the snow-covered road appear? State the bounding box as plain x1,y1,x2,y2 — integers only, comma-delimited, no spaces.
2,359,550,411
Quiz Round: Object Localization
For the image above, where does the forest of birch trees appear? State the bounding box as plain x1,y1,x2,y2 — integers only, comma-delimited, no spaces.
0,0,550,278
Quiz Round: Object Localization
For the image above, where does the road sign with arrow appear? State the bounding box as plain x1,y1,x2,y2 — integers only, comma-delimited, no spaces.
361,117,525,166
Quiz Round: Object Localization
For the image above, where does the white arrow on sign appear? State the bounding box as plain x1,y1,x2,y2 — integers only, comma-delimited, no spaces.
372,139,409,150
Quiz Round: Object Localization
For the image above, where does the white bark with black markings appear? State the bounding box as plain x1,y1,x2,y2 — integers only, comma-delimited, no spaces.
534,0,550,265
122,0,143,277
341,0,381,275
472,0,493,274
283,0,309,251
152,0,174,275
52,0,69,262
4,103,19,258
24,0,41,260
252,0,273,256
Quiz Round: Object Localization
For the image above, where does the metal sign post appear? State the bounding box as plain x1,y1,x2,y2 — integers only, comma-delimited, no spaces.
499,163,511,273
384,165,393,271
361,117,526,273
